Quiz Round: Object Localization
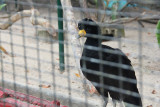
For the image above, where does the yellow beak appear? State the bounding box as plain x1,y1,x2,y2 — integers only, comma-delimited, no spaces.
78,29,86,37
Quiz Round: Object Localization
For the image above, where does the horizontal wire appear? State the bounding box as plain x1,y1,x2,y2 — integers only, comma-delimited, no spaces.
0,0,160,106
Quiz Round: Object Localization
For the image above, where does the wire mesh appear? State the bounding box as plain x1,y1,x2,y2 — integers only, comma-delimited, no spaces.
0,0,160,107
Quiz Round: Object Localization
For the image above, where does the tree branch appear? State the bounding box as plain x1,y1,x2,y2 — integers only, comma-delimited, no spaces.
61,0,97,95
30,8,57,37
0,9,39,30
0,8,57,37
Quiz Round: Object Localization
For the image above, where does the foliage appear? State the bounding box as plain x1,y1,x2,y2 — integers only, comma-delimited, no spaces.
0,4,6,10
156,20,160,48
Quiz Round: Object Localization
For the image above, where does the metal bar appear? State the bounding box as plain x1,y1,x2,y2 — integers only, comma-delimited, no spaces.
15,0,17,8
156,20,160,48
57,0,65,71
0,0,159,106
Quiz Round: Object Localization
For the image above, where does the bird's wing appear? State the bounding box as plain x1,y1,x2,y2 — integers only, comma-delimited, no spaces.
102,46,137,80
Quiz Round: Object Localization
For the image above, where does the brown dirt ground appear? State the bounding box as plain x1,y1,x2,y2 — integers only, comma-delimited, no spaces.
0,9,160,107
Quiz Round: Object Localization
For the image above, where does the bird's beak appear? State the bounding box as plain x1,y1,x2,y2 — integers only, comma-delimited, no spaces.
77,29,86,39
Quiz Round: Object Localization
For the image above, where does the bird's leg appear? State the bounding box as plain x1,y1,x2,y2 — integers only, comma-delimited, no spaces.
119,101,124,107
112,99,117,107
103,97,108,107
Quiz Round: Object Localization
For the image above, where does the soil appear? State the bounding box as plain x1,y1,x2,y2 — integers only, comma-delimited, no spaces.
0,8,160,107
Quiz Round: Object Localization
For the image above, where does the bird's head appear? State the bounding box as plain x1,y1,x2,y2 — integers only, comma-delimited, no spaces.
77,18,100,38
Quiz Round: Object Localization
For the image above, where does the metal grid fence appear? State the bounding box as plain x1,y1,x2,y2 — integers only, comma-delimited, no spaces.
0,0,160,107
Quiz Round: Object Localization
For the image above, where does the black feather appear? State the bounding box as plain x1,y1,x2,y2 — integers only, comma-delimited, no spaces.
79,18,142,107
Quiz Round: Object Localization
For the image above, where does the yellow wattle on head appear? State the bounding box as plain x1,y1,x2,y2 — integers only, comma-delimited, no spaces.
78,29,86,37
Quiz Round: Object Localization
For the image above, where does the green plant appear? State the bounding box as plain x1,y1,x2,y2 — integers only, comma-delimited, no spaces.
0,3,6,10
156,20,160,48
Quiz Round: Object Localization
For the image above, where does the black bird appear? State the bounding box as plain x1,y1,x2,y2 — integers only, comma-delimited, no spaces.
78,18,142,107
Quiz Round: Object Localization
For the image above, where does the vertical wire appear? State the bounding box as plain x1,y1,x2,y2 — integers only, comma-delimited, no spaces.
20,4,29,106
82,16,89,107
66,23,72,107
97,0,105,101
64,5,72,105
8,5,17,106
1,0,155,106
117,27,123,102
116,12,123,102
62,3,69,105
78,0,88,106
34,5,43,105
78,0,85,55
111,1,124,101
83,48,88,107
48,4,57,105
48,5,57,105
0,30,5,106
83,44,88,107
138,21,143,103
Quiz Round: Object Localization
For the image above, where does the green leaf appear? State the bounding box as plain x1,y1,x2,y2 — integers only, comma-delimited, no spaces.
156,20,160,48
0,4,6,10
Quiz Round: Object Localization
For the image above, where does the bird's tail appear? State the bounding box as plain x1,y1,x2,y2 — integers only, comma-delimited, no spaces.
123,87,142,107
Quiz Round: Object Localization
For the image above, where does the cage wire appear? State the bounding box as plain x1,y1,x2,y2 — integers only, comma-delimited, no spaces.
0,0,160,107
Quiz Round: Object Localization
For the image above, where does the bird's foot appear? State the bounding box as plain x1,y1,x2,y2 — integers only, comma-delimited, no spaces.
89,85,98,94
83,84,99,96
112,99,117,107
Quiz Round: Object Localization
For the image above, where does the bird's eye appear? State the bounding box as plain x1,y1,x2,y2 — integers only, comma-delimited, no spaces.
78,26,81,29
86,27,90,31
